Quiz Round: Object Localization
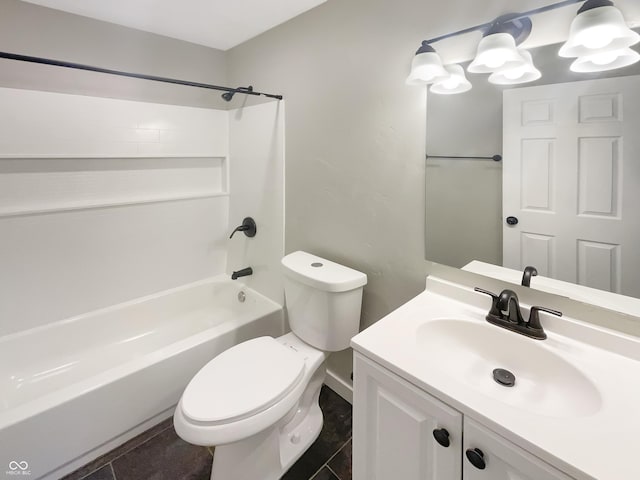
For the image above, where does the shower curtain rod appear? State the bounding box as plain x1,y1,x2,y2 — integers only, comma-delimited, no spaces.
427,154,502,162
0,51,284,100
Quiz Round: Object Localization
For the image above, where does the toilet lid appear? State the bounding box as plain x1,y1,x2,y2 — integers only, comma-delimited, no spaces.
181,336,305,424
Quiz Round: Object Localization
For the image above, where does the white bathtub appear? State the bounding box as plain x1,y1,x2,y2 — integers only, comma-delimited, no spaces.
0,276,284,479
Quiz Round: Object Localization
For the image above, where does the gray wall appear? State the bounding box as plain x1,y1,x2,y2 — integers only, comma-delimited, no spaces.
225,0,528,330
226,0,640,382
0,0,229,108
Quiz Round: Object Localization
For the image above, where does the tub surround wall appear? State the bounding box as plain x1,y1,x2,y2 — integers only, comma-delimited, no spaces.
0,0,229,109
228,101,286,304
0,87,230,336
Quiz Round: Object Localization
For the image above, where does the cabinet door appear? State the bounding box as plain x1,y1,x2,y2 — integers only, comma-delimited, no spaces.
353,353,462,480
463,418,574,480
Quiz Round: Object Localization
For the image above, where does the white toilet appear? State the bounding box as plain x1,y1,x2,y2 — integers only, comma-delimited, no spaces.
174,251,367,480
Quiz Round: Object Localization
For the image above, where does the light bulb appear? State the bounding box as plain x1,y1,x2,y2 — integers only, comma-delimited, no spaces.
577,25,618,50
504,66,527,80
589,51,620,65
442,78,462,89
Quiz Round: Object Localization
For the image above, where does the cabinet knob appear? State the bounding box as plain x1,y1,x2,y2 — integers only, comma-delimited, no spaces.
432,428,450,448
466,448,486,470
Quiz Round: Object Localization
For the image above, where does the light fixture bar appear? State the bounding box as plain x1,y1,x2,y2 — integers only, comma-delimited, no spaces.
420,0,584,46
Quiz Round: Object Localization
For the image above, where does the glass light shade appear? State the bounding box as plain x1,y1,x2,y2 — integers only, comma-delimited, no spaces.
406,51,448,85
468,33,527,73
570,47,640,72
489,50,541,85
430,64,472,94
559,6,640,58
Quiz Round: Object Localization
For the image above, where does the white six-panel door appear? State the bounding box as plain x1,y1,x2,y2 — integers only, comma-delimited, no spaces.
503,75,640,297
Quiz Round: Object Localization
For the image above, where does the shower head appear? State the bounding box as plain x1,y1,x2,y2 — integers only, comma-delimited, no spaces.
221,91,235,101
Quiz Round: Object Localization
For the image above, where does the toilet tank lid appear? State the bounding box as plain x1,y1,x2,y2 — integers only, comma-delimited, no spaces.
282,251,367,293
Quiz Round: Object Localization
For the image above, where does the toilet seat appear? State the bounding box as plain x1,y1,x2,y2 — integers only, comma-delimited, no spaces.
180,337,305,425
174,333,327,446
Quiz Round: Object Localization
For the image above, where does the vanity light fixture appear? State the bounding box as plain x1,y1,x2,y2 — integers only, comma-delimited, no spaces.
559,0,640,58
570,46,640,71
406,43,448,85
407,0,638,93
430,64,472,94
488,50,542,85
560,0,640,72
468,15,533,74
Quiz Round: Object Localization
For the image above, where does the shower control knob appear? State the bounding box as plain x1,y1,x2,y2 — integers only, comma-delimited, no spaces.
506,216,519,226
432,428,450,447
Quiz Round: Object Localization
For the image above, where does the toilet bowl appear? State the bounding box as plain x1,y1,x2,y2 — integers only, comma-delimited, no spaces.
174,251,367,480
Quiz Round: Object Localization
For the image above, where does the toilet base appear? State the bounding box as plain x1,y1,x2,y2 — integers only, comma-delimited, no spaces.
210,366,326,480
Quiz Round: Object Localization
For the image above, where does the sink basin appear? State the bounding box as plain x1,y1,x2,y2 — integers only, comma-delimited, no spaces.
416,319,602,418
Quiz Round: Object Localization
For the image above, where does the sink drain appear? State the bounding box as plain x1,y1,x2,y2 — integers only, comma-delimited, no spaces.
493,368,516,387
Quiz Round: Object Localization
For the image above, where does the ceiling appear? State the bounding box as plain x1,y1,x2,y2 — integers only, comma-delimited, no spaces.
21,0,327,51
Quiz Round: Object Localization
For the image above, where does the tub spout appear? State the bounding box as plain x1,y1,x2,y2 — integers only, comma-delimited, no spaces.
231,267,253,280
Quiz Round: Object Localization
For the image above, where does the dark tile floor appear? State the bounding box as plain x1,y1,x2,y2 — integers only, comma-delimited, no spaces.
63,386,352,480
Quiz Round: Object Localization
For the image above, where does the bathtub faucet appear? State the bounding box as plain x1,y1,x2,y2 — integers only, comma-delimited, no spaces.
231,267,253,280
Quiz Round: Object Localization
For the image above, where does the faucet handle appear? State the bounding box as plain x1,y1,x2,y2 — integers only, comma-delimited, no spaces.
229,217,257,239
474,287,501,317
528,306,562,332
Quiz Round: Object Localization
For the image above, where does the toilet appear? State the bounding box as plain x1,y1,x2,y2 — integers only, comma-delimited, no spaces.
174,251,367,480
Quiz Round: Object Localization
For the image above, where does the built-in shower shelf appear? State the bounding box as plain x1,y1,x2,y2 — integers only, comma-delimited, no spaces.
0,192,229,218
0,155,228,217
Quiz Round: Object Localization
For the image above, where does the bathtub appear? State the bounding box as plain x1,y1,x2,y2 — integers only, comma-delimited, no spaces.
0,276,284,479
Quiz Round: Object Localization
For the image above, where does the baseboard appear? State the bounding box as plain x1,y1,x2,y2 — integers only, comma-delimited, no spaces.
325,368,353,404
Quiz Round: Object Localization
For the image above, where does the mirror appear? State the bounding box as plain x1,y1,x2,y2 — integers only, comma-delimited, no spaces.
425,37,640,303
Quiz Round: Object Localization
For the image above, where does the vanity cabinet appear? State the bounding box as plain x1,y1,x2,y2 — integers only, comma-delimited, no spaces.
462,418,573,480
353,353,573,480
352,352,462,480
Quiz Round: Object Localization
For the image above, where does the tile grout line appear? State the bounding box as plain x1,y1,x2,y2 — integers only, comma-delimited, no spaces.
108,462,117,480
326,464,341,479
310,435,352,480
110,423,174,463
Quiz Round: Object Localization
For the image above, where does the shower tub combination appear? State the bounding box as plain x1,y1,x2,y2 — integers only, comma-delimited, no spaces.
0,277,283,479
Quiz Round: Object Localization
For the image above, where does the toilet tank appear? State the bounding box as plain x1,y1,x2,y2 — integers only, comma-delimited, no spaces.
281,251,367,351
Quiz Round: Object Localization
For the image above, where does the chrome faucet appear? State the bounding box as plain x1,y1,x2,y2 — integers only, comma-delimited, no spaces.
474,287,562,340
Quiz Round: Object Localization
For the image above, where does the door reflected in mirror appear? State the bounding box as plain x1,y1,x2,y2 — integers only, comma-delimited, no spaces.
425,38,640,301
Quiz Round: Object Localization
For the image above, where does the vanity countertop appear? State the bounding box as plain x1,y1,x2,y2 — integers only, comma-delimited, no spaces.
351,276,640,480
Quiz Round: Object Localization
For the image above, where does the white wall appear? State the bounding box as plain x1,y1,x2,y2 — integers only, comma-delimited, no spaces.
0,88,230,336
227,101,286,304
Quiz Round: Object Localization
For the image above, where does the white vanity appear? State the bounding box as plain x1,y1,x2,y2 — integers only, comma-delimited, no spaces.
351,276,640,480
